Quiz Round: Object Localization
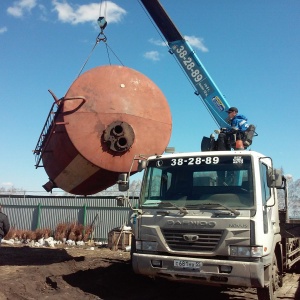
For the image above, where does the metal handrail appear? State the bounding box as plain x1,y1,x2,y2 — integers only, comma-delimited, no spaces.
33,90,86,168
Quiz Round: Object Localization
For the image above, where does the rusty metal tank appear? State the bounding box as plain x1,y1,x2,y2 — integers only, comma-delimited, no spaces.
34,65,172,195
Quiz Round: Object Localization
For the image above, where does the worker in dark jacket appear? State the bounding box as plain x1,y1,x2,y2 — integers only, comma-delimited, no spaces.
217,106,249,150
0,204,10,246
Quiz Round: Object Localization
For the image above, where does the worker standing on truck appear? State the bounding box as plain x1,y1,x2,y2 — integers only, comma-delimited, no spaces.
217,107,250,150
0,204,10,246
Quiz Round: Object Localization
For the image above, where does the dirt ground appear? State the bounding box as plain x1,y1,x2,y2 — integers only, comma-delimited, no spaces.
0,244,299,300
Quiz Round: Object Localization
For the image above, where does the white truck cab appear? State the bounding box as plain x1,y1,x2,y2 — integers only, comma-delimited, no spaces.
118,150,300,300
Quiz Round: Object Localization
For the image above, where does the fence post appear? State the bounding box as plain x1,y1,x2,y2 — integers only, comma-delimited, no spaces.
36,203,42,229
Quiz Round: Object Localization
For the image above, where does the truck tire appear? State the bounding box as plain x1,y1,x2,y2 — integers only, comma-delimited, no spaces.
257,254,280,300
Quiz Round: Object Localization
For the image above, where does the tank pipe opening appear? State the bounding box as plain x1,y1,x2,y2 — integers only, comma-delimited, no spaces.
103,121,135,153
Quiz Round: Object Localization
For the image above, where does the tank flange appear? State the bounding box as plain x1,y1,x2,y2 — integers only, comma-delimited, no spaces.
103,121,135,153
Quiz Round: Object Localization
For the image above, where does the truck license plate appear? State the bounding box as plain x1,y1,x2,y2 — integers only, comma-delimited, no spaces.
174,260,202,269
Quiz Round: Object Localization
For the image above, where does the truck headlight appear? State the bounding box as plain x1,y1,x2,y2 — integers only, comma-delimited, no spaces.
230,246,263,258
136,241,158,252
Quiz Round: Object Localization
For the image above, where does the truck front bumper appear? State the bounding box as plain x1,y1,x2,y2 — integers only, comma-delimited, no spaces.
132,253,265,288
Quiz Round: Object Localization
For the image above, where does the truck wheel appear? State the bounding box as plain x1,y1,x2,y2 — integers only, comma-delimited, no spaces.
257,254,280,300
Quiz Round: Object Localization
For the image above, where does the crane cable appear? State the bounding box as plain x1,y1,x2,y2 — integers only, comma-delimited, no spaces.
98,0,124,66
77,1,124,78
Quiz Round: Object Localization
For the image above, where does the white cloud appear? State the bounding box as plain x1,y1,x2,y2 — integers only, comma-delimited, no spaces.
1,182,13,187
52,0,126,25
148,35,208,53
0,27,8,34
7,0,37,18
149,38,165,47
144,51,160,61
184,35,208,52
37,4,48,21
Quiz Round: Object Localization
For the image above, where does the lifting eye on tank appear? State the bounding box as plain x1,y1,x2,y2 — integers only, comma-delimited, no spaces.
103,121,135,153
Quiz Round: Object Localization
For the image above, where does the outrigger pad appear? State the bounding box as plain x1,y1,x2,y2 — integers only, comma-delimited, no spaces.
243,124,256,147
201,136,216,151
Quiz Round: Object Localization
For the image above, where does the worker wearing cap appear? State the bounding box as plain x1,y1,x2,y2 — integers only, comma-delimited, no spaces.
217,107,249,150
0,204,10,246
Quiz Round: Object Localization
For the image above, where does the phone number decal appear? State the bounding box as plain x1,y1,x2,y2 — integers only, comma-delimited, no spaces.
172,44,215,98
170,157,219,166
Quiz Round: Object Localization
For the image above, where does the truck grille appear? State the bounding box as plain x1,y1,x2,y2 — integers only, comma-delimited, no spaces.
162,229,223,252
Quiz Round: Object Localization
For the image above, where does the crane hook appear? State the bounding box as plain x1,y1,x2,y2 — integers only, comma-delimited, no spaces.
97,16,107,32
96,17,107,43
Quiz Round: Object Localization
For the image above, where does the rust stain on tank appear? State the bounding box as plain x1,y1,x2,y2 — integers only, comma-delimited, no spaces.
34,65,172,195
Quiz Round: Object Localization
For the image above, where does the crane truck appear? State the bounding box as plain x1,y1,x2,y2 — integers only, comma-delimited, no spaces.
115,1,300,300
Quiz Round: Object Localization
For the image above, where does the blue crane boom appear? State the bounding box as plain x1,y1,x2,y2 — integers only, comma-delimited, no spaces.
140,0,231,129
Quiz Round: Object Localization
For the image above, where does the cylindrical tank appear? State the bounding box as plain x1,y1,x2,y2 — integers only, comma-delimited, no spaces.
40,65,172,195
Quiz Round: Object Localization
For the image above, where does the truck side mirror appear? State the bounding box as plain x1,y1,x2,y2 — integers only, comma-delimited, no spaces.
267,169,283,188
117,173,129,191
138,159,147,172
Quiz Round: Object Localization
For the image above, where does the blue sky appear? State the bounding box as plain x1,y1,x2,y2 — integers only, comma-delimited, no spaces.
1,0,300,194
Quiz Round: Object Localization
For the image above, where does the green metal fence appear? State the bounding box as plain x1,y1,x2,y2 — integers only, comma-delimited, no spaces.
0,194,139,242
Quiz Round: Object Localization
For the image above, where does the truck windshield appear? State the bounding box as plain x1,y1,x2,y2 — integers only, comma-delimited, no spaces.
140,154,254,209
